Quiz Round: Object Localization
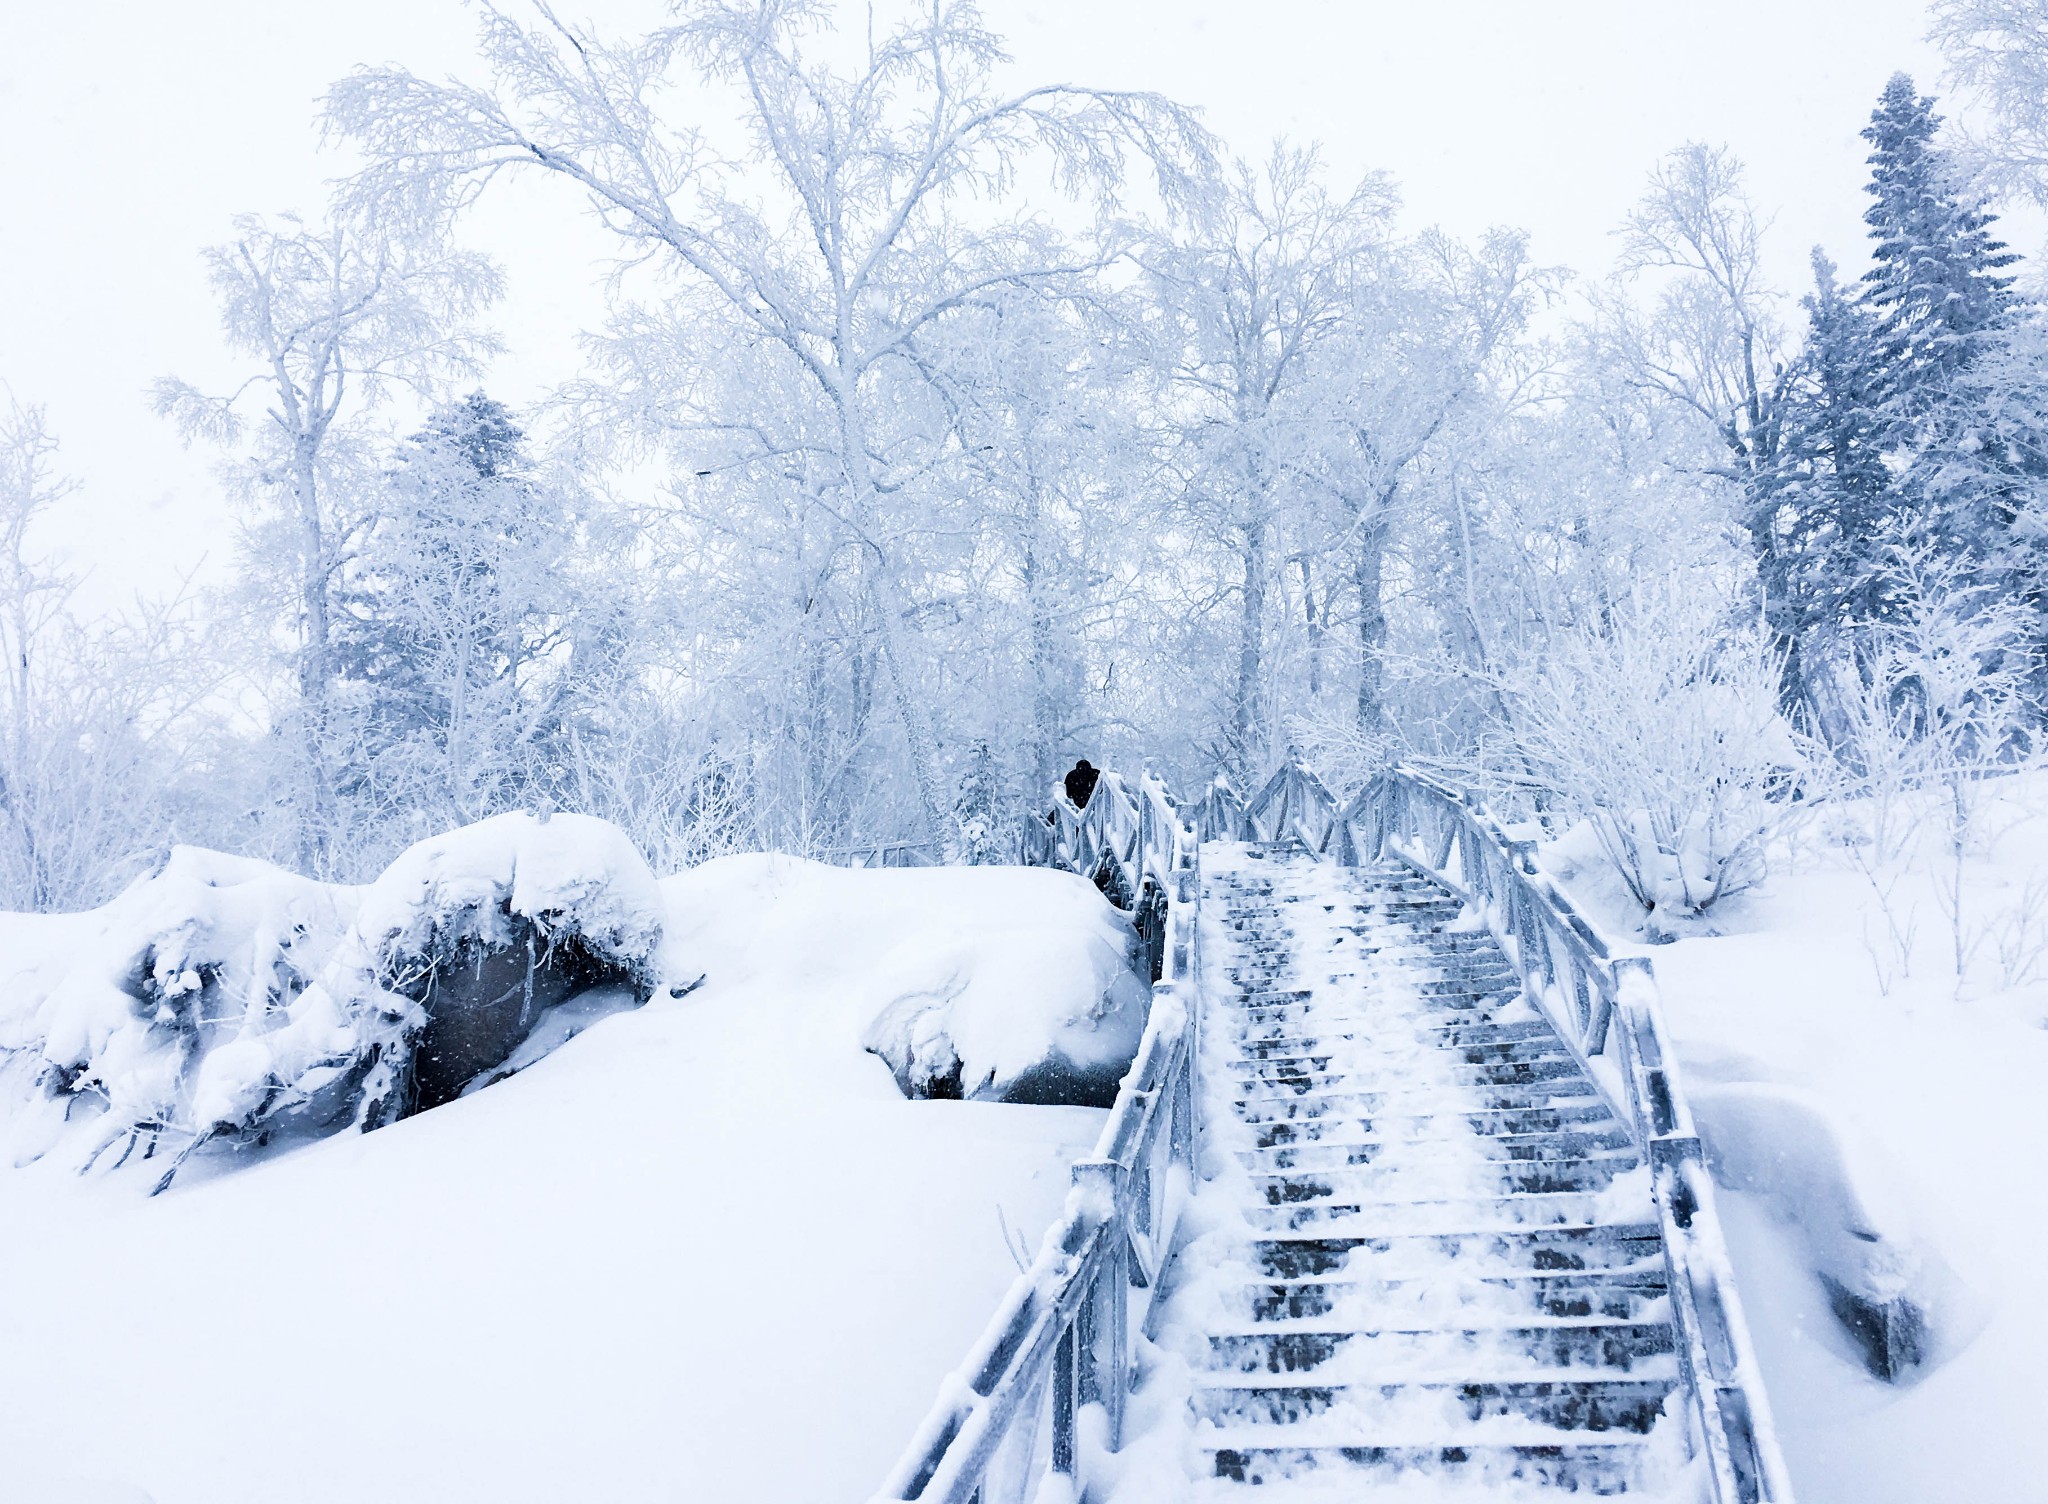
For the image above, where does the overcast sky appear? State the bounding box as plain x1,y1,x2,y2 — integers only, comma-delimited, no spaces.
0,1,1961,612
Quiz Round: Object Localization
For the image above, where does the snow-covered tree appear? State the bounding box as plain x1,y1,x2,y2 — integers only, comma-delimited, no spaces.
156,207,500,873
0,394,210,909
326,0,1212,846
1138,144,1395,774
1750,251,1895,717
333,393,585,851
950,740,1008,865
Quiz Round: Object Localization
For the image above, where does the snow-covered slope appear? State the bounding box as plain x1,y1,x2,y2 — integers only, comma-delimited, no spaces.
1542,780,2048,1504
0,856,1134,1504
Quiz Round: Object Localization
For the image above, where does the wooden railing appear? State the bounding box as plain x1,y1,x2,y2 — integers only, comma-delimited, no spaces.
870,816,1202,1503
1244,758,1795,1504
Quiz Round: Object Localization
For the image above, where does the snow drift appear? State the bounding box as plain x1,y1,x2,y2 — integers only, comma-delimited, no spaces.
665,853,1151,1106
0,813,664,1185
0,841,1123,1504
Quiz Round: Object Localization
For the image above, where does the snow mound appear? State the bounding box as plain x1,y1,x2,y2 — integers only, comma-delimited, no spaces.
0,847,359,1170
664,853,1149,1104
2,814,664,1184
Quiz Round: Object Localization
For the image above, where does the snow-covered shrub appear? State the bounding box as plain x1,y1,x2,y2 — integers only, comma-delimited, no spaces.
1484,581,1793,931
1806,541,2042,986
0,812,665,1187
950,740,1011,865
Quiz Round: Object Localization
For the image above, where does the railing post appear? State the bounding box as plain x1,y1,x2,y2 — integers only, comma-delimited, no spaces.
1071,1159,1127,1450
1051,1324,1078,1477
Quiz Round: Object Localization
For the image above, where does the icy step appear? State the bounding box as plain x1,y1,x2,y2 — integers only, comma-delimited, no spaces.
1203,1323,1677,1381
1241,1135,1637,1172
1234,1084,1607,1122
1250,1223,1666,1278
1233,1039,1574,1073
1240,1270,1669,1324
1232,1057,1585,1094
1195,1376,1679,1433
1238,1019,1561,1055
1207,1437,1657,1492
1250,1103,1621,1145
1246,1158,1638,1202
1242,1191,1642,1236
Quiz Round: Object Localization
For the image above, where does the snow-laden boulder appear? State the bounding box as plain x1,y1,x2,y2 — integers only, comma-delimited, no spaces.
194,812,666,1135
0,847,358,1170
662,854,1149,1106
1,813,665,1186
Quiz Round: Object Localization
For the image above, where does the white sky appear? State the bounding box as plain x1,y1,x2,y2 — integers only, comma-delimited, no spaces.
0,0,1964,612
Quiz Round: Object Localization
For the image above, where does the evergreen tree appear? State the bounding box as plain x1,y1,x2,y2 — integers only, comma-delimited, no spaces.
950,741,1008,866
1858,73,2025,563
334,392,580,841
1861,73,2019,409
1753,251,1895,709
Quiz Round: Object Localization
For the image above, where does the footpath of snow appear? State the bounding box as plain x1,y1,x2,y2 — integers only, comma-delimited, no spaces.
1540,776,2048,1504
0,854,1130,1504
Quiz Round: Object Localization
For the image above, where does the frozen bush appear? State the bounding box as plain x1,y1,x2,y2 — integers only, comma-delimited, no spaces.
1484,581,1793,931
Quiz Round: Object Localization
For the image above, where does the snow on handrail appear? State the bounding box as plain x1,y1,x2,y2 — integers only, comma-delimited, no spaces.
871,816,1201,1503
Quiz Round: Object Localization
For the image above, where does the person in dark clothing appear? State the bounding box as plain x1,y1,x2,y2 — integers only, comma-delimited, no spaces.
1063,758,1100,810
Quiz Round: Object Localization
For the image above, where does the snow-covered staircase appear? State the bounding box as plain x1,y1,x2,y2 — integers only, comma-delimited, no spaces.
1159,842,1685,1495
877,763,1788,1504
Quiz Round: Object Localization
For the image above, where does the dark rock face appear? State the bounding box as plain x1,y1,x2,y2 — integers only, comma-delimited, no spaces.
389,921,628,1115
1821,1273,1930,1382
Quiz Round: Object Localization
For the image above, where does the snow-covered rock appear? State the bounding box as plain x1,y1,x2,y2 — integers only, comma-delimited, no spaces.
1,813,665,1182
0,847,359,1170
663,853,1150,1105
0,844,1115,1504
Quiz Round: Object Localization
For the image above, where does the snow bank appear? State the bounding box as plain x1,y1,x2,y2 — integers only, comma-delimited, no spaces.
1540,778,2048,1503
665,853,1149,1105
0,847,1109,1504
1,813,665,1183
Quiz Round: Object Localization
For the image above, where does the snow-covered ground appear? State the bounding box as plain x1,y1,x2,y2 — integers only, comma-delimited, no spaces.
1543,775,2048,1504
0,855,1138,1504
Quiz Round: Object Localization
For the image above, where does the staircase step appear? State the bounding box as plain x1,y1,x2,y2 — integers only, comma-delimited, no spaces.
1241,1135,1636,1172
1205,1323,1677,1380
1196,1377,1679,1433
1242,1191,1637,1236
1235,1084,1607,1122
1234,1057,1585,1093
1240,1270,1669,1324
1251,1223,1664,1278
1208,1438,1655,1491
1250,1103,1620,1145
1246,1158,1637,1202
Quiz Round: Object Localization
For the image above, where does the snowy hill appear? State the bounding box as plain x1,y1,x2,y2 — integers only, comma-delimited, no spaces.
0,856,1139,1504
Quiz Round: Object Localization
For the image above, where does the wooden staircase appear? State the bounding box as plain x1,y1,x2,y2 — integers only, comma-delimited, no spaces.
1155,843,1690,1495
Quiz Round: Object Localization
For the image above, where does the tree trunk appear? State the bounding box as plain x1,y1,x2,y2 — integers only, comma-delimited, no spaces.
1234,515,1269,778
1353,515,1389,730
289,436,338,873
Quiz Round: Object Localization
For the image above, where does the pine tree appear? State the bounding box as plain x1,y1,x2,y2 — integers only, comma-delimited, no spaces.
1856,73,2048,690
1861,72,2019,412
1753,251,1895,709
950,741,1008,866
334,392,580,840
